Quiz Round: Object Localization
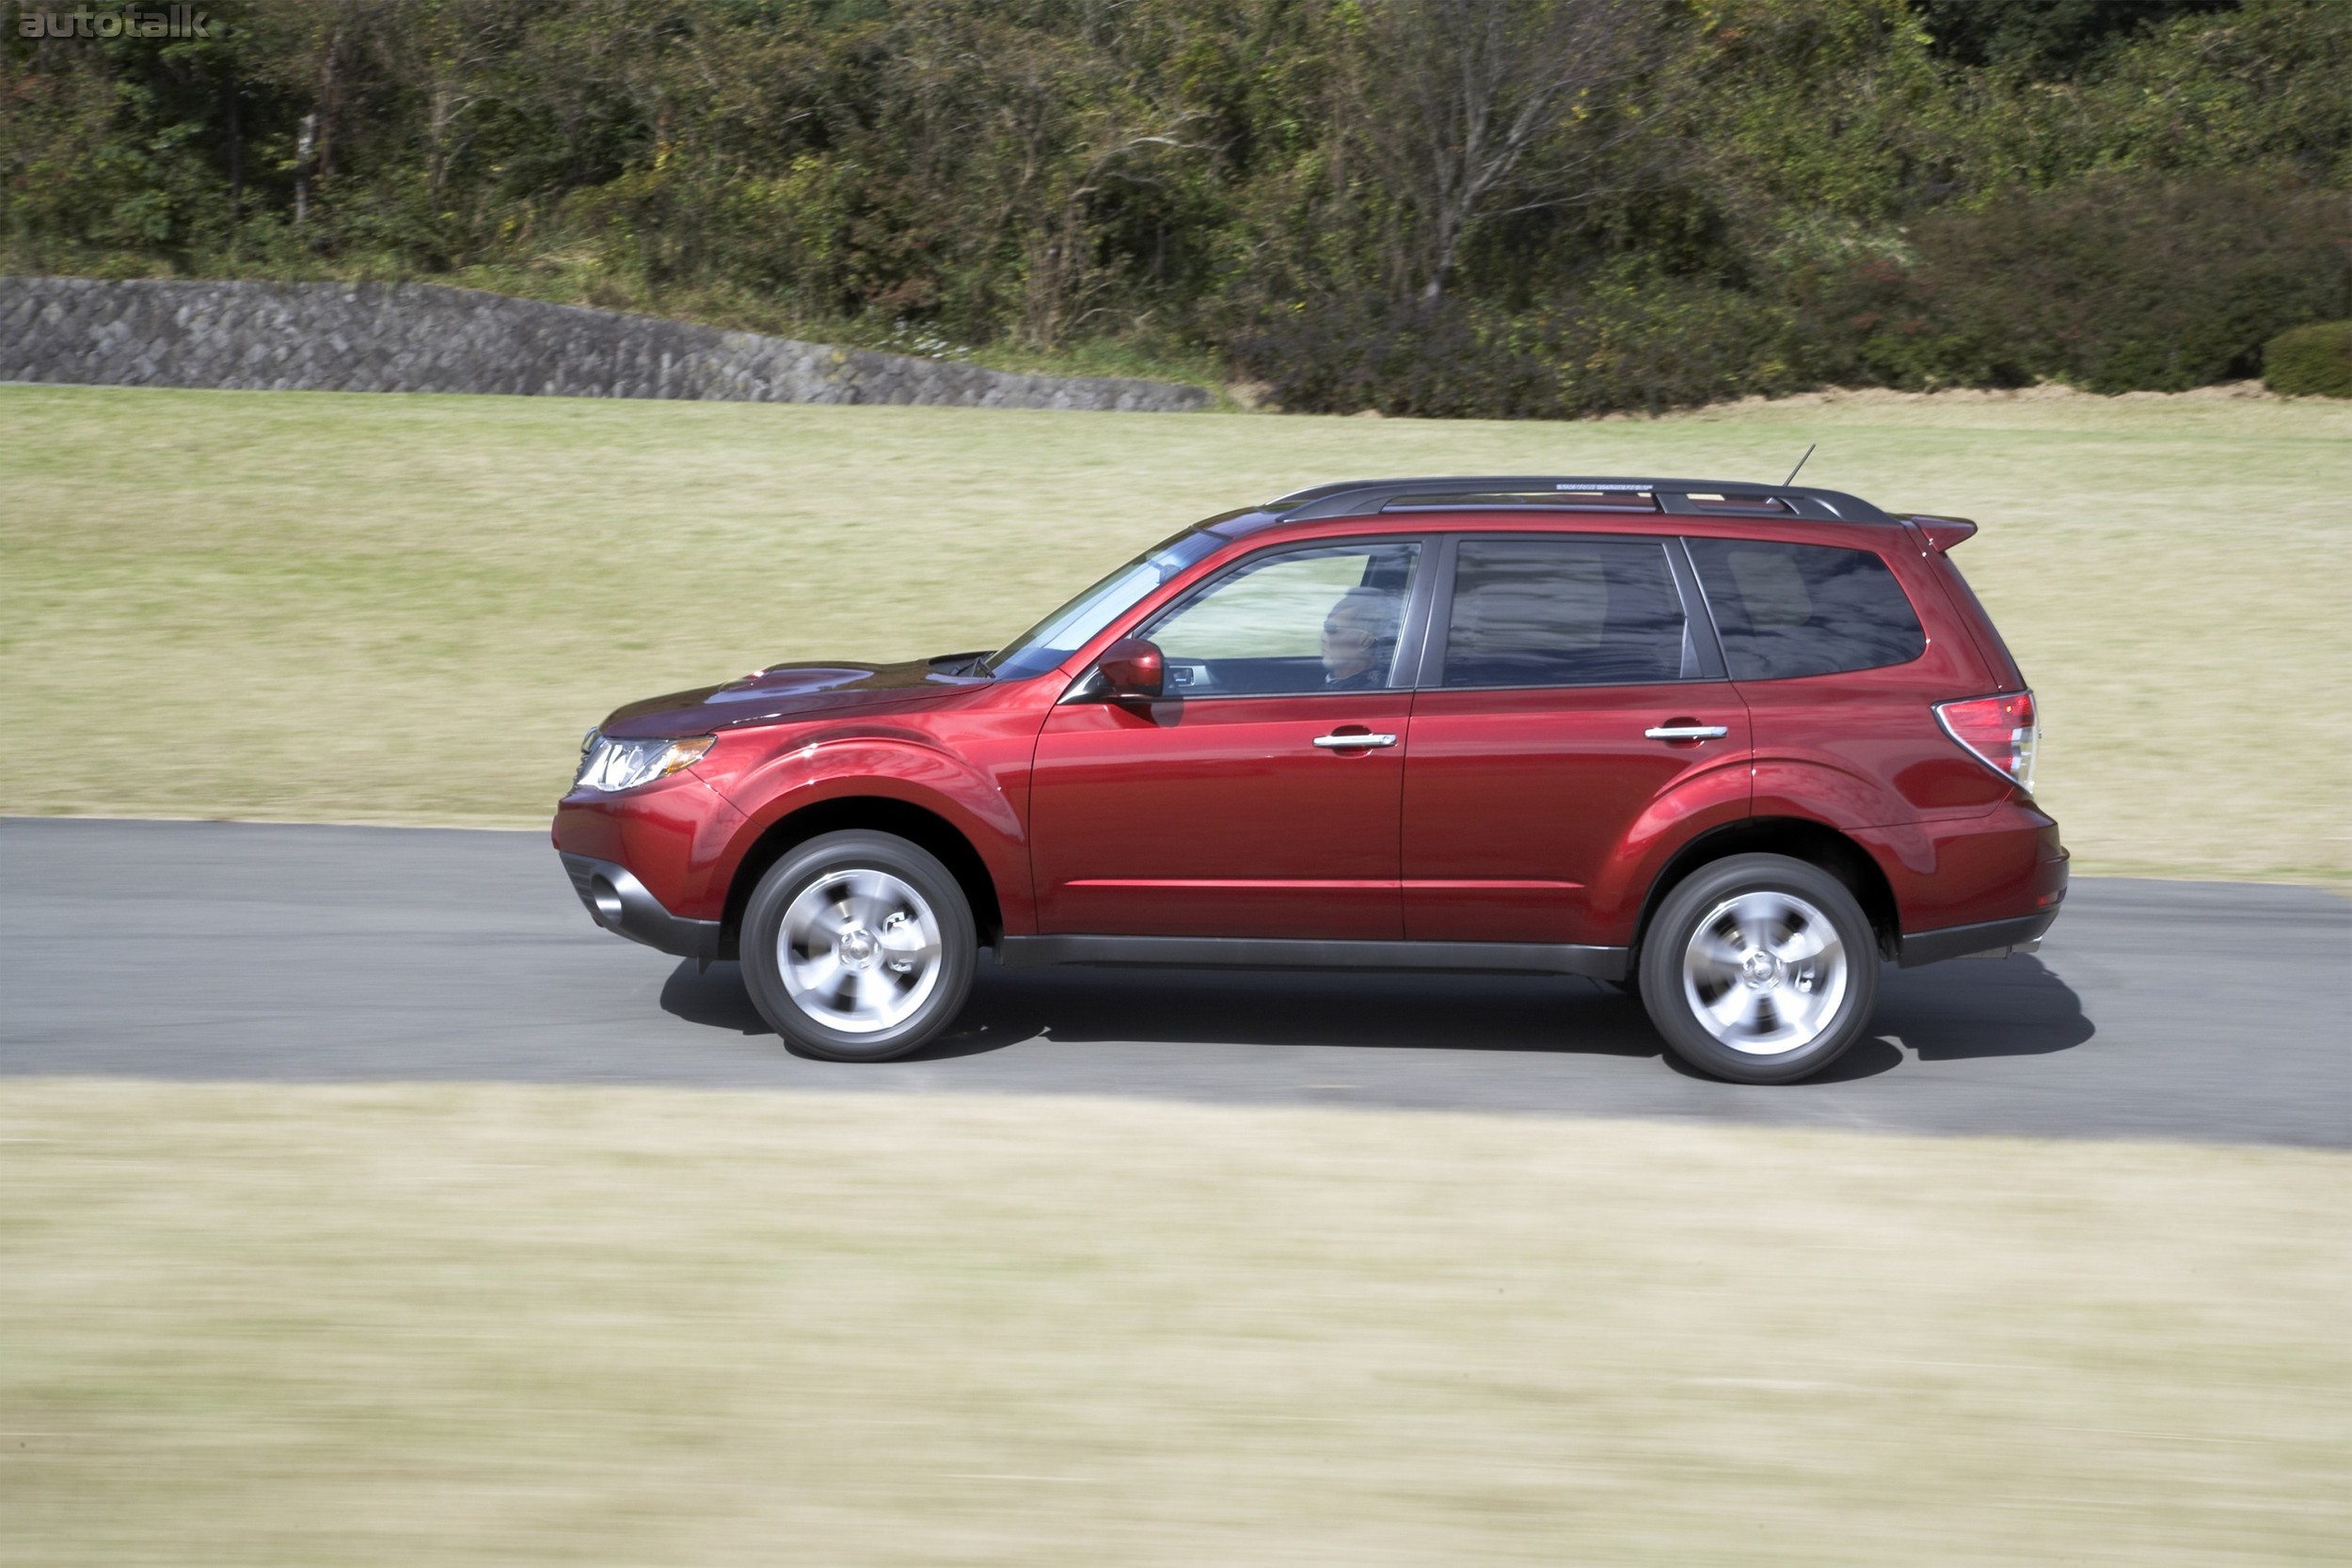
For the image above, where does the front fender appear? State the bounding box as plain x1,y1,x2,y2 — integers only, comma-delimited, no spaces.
695,721,1037,930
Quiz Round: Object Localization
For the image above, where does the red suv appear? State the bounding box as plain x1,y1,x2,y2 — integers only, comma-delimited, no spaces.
555,476,2065,1083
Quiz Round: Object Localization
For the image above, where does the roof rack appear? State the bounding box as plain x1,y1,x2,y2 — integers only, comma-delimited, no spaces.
1265,476,1895,524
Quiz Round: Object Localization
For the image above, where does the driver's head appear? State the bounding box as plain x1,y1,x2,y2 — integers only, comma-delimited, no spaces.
1322,587,1401,683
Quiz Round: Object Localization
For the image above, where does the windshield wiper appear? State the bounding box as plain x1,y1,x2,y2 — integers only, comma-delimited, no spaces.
933,650,996,678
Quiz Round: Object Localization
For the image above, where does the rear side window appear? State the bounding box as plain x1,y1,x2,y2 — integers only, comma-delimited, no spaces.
1687,540,1924,680
1440,538,1692,688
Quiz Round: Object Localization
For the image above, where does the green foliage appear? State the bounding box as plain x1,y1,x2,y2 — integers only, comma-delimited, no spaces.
1233,272,1806,420
2264,321,2352,397
2,0,2346,413
1909,0,2238,73
1803,175,2350,392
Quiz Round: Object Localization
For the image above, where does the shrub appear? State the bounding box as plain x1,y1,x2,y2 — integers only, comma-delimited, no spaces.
1544,277,1809,417
2264,321,2352,396
1228,277,1810,420
1799,176,2352,392
1227,295,1563,420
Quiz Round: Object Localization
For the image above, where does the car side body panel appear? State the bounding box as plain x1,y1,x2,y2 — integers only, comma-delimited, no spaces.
1030,689,1414,939
1401,681,1753,946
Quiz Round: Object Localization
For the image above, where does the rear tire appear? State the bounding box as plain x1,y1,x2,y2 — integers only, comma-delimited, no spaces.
1638,853,1879,1085
740,831,977,1062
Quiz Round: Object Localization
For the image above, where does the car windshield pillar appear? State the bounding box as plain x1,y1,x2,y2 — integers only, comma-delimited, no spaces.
982,527,1226,681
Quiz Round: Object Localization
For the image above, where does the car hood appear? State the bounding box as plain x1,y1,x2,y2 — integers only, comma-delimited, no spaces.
597,657,994,738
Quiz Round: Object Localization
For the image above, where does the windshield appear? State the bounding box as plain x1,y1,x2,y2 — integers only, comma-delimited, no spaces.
983,528,1227,680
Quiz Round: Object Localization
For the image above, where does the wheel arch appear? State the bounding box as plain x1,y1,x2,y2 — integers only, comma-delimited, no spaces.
1631,817,1902,967
720,796,1006,959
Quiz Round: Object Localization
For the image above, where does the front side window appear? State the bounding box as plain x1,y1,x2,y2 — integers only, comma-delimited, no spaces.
1439,538,1693,688
1142,542,1422,696
1687,539,1925,680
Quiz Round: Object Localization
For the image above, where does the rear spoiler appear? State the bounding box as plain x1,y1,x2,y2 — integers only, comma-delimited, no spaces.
1905,514,1979,551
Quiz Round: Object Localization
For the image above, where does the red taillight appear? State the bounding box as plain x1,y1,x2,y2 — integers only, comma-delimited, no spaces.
1936,690,2038,793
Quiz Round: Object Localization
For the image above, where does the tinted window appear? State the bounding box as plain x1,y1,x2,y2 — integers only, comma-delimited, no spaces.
1440,539,1692,688
1687,540,1925,680
1144,542,1422,696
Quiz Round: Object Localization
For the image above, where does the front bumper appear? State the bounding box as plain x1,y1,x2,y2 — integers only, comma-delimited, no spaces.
560,852,722,964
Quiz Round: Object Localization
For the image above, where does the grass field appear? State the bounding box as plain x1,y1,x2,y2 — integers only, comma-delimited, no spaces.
2,382,2346,879
0,1080,2343,1567
5,386,2345,1565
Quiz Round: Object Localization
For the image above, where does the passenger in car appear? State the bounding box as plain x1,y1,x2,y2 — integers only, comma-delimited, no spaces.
1321,585,1403,690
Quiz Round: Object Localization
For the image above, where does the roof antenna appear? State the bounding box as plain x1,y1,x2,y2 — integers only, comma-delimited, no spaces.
1783,444,1817,486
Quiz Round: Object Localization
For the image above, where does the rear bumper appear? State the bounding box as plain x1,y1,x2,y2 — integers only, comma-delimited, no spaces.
1897,907,2060,968
560,852,721,964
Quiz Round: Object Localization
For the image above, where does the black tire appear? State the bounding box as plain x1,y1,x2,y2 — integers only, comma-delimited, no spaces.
739,831,978,1062
1636,853,1880,1085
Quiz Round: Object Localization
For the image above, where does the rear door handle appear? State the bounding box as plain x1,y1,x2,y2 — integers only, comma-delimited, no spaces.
1644,725,1729,741
1313,733,1398,749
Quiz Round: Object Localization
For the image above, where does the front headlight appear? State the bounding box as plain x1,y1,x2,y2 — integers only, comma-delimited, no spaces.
573,733,714,793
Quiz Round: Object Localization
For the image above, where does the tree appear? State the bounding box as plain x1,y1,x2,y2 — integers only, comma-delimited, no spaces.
1343,0,1666,303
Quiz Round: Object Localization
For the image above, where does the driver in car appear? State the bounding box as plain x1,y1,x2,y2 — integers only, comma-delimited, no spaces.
1321,586,1403,691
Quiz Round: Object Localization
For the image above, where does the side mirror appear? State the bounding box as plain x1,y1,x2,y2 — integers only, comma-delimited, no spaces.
1094,637,1165,702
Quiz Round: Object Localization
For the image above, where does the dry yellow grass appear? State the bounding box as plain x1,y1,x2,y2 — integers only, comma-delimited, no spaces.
0,1079,2343,1566
8,387,2342,1566
1,382,2345,878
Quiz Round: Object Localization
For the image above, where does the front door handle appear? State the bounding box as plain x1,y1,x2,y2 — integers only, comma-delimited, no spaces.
1644,724,1729,741
1313,732,1399,749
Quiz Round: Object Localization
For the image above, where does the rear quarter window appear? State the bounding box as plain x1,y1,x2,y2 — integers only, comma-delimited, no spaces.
1687,539,1925,680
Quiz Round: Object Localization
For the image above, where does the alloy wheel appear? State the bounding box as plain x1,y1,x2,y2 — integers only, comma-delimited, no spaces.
1679,890,1850,1055
777,867,945,1034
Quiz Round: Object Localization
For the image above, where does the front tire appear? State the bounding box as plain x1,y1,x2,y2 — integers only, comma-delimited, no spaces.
1638,853,1880,1085
740,831,977,1062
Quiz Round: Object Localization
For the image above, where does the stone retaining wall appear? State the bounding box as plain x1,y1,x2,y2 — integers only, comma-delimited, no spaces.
0,277,1211,412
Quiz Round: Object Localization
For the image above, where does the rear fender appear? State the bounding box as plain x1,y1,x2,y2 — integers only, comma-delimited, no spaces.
1584,758,1755,944
1629,816,1909,964
1751,756,1922,839
1750,756,1943,913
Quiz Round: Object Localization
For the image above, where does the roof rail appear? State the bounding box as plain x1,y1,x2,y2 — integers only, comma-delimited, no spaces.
1266,476,1895,524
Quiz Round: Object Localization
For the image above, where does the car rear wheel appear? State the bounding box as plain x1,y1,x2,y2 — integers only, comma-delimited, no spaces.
741,831,977,1062
1637,853,1879,1085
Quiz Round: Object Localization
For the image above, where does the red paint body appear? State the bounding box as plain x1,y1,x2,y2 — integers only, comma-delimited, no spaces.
552,508,2063,962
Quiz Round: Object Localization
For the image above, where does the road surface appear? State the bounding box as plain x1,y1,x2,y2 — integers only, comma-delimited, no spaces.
3,817,2344,1147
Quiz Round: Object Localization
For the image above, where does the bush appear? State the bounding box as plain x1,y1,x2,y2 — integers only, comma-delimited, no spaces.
1543,277,1808,417
2264,321,2352,396
1228,277,1810,420
1800,176,2352,393
1228,295,1561,420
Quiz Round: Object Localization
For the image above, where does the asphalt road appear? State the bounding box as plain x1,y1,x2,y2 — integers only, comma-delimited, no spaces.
3,817,2344,1147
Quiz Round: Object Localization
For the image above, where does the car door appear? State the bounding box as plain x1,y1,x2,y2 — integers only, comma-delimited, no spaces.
1401,533,1752,946
1029,537,1428,939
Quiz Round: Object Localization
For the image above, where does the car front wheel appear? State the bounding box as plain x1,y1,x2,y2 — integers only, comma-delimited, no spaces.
1637,853,1880,1085
740,831,977,1062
